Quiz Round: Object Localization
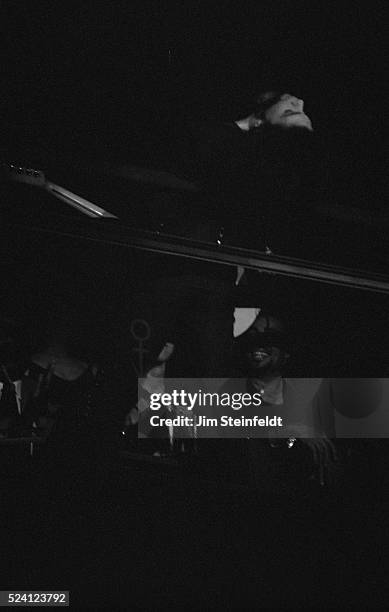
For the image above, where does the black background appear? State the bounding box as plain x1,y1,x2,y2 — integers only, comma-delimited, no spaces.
1,5,389,607
2,0,387,209
1,1,388,364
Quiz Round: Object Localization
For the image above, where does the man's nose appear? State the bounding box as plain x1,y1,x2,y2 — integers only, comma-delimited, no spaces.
291,97,304,111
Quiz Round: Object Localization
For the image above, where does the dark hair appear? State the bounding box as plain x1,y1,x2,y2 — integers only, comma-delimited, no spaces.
254,91,282,119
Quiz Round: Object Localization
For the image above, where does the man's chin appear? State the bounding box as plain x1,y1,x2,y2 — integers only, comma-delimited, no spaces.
247,361,273,375
282,114,313,131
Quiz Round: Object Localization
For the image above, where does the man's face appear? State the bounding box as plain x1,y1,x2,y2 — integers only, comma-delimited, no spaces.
241,328,288,376
245,340,286,375
264,94,313,131
237,315,289,376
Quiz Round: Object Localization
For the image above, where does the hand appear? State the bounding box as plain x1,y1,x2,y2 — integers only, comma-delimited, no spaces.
299,437,338,487
284,423,338,486
140,343,175,395
125,407,139,426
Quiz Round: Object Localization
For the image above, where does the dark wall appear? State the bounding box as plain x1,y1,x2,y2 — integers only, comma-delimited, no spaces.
3,1,386,206
1,1,387,371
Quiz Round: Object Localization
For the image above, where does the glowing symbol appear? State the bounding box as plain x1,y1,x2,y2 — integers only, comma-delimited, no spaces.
130,319,151,376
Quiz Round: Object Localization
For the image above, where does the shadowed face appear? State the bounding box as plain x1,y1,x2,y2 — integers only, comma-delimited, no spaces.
263,94,313,131
245,340,285,375
240,315,289,376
